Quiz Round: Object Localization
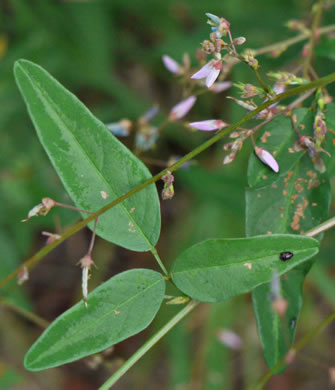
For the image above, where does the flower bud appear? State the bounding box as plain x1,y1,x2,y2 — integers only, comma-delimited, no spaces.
17,266,29,285
162,55,181,74
78,255,96,308
233,36,246,46
106,119,132,137
189,119,228,131
210,81,232,93
169,96,196,120
22,197,56,222
217,329,243,350
254,147,279,172
161,171,175,200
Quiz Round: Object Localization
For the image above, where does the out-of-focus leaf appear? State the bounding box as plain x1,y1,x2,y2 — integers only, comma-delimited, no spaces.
0,363,23,390
246,109,331,370
24,269,165,371
315,37,335,61
171,235,319,302
14,59,161,251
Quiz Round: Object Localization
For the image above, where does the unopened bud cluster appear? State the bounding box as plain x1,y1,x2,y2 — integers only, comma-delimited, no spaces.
240,50,259,70
161,171,175,200
267,71,307,86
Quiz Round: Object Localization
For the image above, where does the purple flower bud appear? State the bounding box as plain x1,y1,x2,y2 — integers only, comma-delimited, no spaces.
210,81,232,93
169,96,196,120
162,55,180,74
142,105,159,121
255,146,279,173
189,119,228,131
191,60,222,88
217,329,243,350
106,119,132,137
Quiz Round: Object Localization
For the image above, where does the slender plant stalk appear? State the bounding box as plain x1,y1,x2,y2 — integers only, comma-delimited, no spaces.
98,300,199,390
1,73,335,290
253,68,270,93
253,23,335,56
303,0,325,78
150,247,169,276
249,311,335,390
0,298,49,329
305,216,335,237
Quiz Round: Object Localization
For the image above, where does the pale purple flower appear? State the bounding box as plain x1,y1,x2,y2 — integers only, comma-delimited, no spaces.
169,96,196,120
162,55,181,74
217,329,243,350
189,119,228,131
191,60,222,88
210,81,232,93
255,146,279,173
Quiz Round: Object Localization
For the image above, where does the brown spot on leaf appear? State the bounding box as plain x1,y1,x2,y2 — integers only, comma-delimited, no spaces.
272,184,277,188
312,202,317,206
284,171,294,188
290,199,309,231
283,190,288,196
257,193,262,198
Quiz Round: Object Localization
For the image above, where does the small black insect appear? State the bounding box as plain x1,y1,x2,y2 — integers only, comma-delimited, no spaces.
289,317,297,329
280,251,294,261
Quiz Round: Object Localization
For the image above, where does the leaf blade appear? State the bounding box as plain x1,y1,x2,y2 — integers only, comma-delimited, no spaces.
24,269,165,371
14,59,161,251
171,235,319,303
246,109,331,370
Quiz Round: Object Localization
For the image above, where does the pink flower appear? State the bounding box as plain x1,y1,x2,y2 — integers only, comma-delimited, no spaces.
210,81,232,93
162,55,181,74
191,60,222,88
255,147,279,173
169,96,196,120
189,119,228,131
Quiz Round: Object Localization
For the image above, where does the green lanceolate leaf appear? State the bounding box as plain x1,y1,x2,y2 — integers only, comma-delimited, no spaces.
246,109,331,370
171,235,319,303
24,269,165,371
14,59,161,251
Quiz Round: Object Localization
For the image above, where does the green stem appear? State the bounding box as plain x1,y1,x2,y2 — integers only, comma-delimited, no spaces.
150,247,169,276
0,298,49,329
253,23,335,57
254,68,270,93
305,216,335,237
249,311,335,390
2,73,335,290
303,0,325,79
98,300,199,390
